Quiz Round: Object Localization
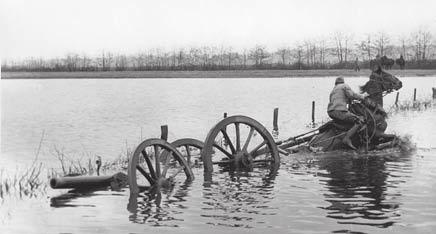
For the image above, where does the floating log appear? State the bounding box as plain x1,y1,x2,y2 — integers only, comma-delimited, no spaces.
50,172,127,189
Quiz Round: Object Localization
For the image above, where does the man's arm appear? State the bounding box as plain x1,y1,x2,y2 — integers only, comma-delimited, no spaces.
344,84,365,100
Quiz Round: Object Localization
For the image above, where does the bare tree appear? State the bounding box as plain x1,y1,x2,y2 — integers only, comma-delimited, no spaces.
291,43,304,69
276,47,290,65
242,48,248,68
318,39,327,67
250,45,269,67
411,29,432,61
333,31,345,63
374,31,390,56
114,54,128,71
357,34,373,61
398,35,409,59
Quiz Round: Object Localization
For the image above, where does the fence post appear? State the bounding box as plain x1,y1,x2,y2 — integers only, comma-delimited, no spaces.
160,125,168,141
311,101,315,125
413,88,417,101
273,108,279,131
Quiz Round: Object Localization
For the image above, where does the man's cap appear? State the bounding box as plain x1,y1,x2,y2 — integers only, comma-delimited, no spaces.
335,76,344,84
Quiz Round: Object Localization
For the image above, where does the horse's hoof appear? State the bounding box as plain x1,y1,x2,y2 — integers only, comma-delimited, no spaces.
343,139,357,150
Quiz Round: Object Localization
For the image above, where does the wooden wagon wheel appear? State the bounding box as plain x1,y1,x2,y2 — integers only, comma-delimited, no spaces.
201,115,280,176
128,138,194,194
168,138,205,166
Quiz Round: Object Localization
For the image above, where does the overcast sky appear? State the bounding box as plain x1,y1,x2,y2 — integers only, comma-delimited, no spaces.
1,0,435,59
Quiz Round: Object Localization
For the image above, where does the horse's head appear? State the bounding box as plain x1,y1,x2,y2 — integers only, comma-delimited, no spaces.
378,70,403,92
362,70,402,95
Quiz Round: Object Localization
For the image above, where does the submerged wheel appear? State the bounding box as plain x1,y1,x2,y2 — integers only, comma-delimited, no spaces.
201,115,280,175
169,138,205,166
128,138,194,194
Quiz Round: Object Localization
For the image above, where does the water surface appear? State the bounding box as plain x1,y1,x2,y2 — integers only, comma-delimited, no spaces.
1,77,436,233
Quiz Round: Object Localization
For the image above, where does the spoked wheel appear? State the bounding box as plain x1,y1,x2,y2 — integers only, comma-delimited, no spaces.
128,138,194,194
166,138,205,167
201,115,280,176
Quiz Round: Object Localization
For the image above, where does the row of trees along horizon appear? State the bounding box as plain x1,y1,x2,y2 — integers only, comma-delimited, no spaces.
2,30,436,72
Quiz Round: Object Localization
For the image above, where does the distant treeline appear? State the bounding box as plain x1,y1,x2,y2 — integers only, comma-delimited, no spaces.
3,30,435,72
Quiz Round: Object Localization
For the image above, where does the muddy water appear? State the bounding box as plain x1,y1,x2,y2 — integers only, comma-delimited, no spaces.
1,77,436,233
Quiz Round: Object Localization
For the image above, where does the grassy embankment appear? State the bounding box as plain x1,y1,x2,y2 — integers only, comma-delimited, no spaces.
0,142,132,201
2,69,436,79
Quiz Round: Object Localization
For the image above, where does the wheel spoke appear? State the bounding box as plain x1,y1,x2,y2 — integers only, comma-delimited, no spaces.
242,127,255,152
136,165,155,185
185,145,191,165
221,129,236,154
154,145,161,178
212,158,235,165
249,140,267,156
212,143,234,158
235,123,241,151
142,150,157,180
252,145,272,158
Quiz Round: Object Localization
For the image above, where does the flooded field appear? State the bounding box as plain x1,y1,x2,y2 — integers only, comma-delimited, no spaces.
1,77,436,233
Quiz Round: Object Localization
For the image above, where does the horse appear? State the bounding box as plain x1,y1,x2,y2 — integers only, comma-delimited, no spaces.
370,56,395,70
381,56,395,70
395,55,405,70
308,71,402,151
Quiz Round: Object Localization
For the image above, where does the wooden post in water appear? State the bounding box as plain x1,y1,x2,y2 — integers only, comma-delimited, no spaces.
311,101,315,125
433,87,436,99
273,108,279,131
395,92,399,106
160,125,168,141
413,88,417,101
223,112,228,118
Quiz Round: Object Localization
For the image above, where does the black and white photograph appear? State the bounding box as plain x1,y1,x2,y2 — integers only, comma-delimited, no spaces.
1,0,436,233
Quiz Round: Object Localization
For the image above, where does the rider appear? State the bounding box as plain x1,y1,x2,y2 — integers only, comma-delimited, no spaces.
327,77,368,150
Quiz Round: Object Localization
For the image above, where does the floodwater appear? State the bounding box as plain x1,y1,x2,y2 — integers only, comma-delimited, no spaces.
1,76,436,234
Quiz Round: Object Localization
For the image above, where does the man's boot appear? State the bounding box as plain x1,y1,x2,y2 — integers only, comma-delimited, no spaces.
343,124,360,150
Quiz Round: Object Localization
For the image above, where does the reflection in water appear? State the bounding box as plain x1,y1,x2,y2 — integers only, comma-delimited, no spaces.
201,168,278,228
50,189,105,208
317,151,412,228
127,181,192,226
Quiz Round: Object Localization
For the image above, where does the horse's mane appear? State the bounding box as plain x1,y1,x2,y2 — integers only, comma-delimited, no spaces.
359,82,368,93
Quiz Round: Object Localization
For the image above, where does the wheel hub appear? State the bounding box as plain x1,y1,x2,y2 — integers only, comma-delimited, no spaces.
234,151,253,169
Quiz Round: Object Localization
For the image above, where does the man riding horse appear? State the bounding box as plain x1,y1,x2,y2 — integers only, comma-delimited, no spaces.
327,77,368,149
320,66,402,151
